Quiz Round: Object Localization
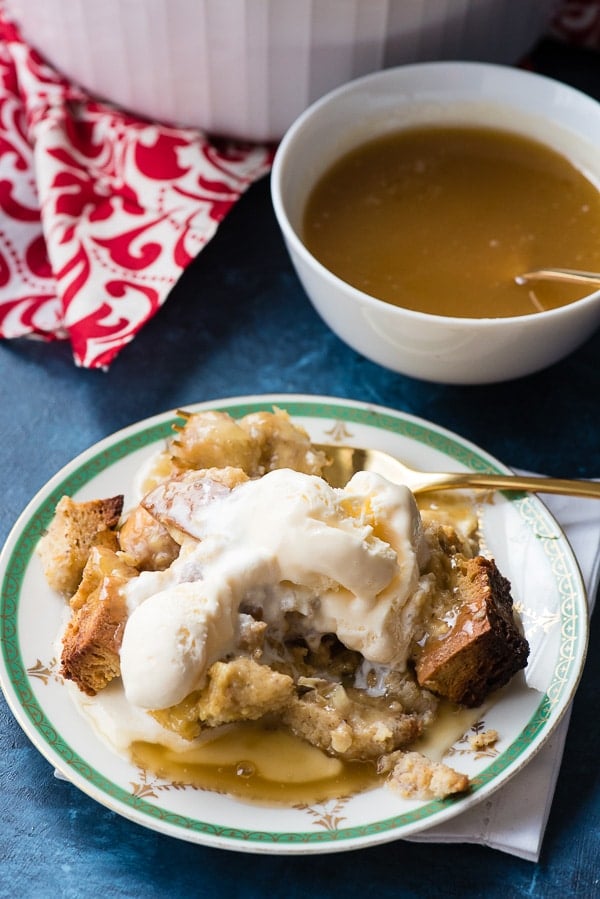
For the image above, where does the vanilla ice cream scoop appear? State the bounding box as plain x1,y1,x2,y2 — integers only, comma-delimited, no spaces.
120,468,427,710
120,582,217,709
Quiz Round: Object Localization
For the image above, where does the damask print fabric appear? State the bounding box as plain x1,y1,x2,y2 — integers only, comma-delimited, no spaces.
0,6,272,368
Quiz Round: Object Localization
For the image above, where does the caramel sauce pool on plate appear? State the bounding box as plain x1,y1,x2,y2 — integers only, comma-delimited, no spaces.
131,724,379,804
303,125,600,317
130,704,481,805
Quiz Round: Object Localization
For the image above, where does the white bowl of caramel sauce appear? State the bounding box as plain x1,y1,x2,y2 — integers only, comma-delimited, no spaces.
271,62,600,384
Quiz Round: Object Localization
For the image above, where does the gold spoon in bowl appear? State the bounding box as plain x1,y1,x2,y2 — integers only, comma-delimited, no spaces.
314,444,600,499
516,268,600,288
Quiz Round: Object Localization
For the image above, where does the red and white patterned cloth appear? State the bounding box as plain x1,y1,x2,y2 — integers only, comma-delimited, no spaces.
0,5,272,368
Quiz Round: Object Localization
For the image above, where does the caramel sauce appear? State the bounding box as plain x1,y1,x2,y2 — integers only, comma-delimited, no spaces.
131,723,380,804
137,449,179,496
303,125,600,318
409,700,483,763
129,704,481,805
417,490,479,532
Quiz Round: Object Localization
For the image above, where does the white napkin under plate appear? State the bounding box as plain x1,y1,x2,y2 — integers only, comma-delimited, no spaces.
53,482,599,861
407,484,600,861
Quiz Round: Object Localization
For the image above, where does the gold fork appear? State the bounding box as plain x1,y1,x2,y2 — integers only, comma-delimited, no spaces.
314,443,600,499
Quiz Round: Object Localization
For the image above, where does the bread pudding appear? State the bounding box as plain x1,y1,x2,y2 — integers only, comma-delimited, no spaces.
38,408,529,804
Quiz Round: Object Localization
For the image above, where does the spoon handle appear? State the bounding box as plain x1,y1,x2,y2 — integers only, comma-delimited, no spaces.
519,268,600,287
418,472,600,499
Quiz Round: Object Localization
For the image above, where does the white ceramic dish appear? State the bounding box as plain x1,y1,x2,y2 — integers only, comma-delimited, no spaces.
5,0,560,141
271,62,600,384
0,395,587,854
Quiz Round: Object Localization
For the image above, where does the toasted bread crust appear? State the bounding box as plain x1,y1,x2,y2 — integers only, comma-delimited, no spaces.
60,546,136,695
414,555,529,707
38,494,124,596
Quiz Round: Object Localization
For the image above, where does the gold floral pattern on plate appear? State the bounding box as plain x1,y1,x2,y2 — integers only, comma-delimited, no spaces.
447,719,500,761
294,797,351,832
323,420,354,443
130,768,208,801
27,657,62,686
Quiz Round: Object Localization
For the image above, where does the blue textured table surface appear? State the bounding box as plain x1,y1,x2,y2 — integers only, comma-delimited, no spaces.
1,39,599,899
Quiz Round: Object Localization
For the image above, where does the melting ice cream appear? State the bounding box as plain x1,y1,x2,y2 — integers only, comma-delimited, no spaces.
119,468,429,710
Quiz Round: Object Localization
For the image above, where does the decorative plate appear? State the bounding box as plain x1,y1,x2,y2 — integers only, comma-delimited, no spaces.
0,395,588,854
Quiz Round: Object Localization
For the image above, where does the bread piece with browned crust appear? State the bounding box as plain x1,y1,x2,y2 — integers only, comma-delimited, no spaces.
61,546,137,695
414,555,529,707
38,494,124,596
